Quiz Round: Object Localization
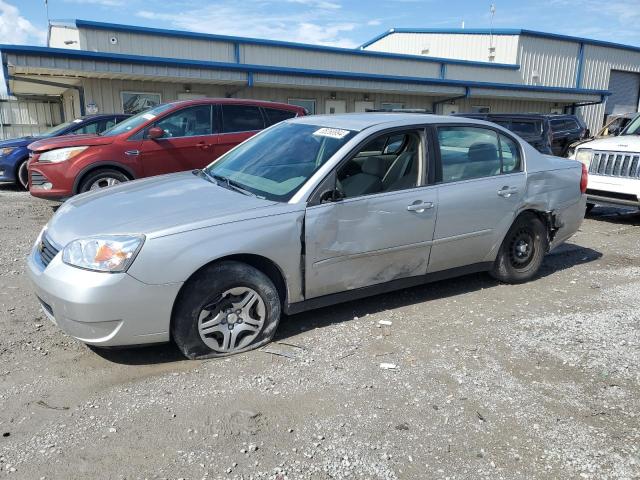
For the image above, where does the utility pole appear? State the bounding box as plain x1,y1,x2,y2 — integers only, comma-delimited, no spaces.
44,0,50,25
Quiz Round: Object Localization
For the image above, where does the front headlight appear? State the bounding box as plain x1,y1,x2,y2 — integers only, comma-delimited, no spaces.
1,147,16,156
62,235,144,273
39,146,89,163
575,149,593,166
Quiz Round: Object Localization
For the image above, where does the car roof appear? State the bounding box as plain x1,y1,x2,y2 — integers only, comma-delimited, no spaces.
289,113,492,131
78,113,131,120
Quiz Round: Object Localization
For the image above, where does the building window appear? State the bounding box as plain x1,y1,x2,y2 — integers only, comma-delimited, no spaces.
380,102,405,111
121,92,162,115
471,105,491,114
288,98,316,115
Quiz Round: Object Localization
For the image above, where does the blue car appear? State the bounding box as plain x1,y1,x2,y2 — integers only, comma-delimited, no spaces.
0,114,129,189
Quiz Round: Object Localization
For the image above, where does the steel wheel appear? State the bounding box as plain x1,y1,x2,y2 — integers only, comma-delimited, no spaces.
197,286,266,353
508,228,535,269
89,177,121,190
17,160,28,189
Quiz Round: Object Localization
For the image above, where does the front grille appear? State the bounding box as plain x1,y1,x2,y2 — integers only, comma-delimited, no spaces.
589,151,640,179
39,234,60,268
30,171,48,186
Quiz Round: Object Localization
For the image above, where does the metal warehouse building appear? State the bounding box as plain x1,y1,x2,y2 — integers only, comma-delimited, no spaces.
2,20,640,135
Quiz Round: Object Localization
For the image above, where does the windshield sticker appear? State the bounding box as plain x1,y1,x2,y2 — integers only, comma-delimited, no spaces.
313,128,350,139
141,113,157,120
72,119,82,123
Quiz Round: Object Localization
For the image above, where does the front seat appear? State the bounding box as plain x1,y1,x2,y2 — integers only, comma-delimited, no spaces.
463,142,501,179
382,151,417,191
340,157,386,197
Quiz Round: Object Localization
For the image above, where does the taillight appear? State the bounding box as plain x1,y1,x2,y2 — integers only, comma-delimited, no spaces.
580,163,588,194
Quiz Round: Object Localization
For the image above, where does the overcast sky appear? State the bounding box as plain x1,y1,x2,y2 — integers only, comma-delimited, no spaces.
5,0,640,49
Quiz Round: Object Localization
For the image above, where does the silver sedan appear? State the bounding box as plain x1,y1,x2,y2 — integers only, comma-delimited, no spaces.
27,113,587,358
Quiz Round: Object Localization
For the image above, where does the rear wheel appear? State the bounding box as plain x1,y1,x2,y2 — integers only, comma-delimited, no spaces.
16,159,28,190
78,168,129,193
490,213,548,284
172,261,281,359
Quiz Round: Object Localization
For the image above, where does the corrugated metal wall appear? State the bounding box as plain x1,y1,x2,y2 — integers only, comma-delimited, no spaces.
80,77,557,117
363,32,520,64
517,36,579,88
0,97,62,140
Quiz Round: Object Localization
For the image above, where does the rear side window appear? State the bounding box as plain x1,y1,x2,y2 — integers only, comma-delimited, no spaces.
221,105,265,133
72,121,100,135
510,121,542,137
437,126,521,182
264,108,297,127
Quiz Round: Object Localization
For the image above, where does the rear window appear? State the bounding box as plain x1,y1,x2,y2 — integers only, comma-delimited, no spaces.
264,108,297,127
221,105,265,133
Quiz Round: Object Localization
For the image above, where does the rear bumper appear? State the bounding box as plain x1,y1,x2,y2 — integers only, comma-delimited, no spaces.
549,194,587,250
26,234,183,346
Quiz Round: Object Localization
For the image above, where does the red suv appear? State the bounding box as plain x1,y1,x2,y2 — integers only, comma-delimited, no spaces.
28,99,306,200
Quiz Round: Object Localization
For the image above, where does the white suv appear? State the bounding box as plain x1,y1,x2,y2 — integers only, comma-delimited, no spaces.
573,114,640,211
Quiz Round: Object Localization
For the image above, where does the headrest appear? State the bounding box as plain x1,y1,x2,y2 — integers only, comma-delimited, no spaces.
468,142,499,163
361,156,387,178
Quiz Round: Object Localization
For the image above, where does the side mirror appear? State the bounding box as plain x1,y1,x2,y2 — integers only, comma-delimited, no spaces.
148,126,165,140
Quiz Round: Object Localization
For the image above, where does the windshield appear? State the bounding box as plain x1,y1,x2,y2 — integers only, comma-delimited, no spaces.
39,120,80,137
204,122,357,201
101,103,174,137
622,115,640,136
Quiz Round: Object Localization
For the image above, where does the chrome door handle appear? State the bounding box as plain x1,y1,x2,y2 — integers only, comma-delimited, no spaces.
497,187,518,198
407,201,434,212
125,150,140,156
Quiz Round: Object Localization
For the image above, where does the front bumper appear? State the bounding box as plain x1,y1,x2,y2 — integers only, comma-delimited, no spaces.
26,236,183,346
586,175,640,207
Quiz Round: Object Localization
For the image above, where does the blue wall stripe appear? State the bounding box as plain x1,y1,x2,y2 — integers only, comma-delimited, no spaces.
575,42,585,89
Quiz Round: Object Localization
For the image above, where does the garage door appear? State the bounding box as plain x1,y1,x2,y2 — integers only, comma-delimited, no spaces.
605,70,640,115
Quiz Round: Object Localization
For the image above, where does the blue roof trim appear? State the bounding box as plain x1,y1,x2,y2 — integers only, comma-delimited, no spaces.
0,45,610,97
360,27,640,54
72,19,519,70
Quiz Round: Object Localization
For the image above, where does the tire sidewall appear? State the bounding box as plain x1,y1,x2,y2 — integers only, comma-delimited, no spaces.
492,213,548,284
172,261,281,359
79,169,129,193
16,159,29,190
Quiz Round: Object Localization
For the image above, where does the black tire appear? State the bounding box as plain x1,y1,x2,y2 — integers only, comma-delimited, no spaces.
172,261,281,359
490,212,549,284
78,168,129,193
585,203,595,214
16,159,29,190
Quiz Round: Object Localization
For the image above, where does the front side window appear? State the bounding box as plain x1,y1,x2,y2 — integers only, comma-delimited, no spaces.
153,105,213,138
438,126,520,182
337,131,421,198
221,105,265,133
550,119,565,132
622,115,640,136
204,122,356,201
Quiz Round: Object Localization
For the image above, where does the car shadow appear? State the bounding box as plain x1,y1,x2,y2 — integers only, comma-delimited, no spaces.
0,183,23,193
587,205,640,226
88,243,601,365
275,243,602,344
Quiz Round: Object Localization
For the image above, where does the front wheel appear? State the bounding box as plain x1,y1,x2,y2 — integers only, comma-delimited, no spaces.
78,168,129,193
16,159,29,190
172,261,281,359
490,213,548,284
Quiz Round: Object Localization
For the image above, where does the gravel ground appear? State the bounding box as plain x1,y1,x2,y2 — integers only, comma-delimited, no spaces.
0,184,638,480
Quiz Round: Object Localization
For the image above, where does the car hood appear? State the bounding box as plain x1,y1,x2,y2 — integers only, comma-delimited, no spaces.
28,134,114,152
46,171,285,247
0,136,37,148
575,135,640,153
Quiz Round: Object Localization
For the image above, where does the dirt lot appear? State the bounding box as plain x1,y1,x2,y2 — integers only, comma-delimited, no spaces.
0,184,638,480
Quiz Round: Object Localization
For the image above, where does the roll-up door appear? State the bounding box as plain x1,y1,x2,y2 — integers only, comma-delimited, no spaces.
605,70,640,116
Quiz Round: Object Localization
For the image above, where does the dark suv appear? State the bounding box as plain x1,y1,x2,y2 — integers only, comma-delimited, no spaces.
454,113,588,157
